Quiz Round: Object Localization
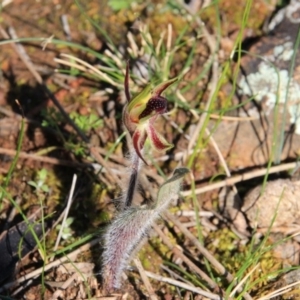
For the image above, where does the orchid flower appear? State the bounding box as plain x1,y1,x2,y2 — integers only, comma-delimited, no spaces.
123,64,178,164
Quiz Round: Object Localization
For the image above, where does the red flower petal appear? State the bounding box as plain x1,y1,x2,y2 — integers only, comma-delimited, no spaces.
132,128,148,165
146,122,173,152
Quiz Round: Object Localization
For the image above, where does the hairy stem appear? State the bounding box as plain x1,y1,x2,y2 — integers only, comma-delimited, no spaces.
124,152,140,207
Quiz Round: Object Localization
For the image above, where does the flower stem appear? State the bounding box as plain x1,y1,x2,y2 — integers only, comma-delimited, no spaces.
124,152,140,207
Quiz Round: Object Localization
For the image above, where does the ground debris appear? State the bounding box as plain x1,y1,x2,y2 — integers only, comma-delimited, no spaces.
47,262,98,300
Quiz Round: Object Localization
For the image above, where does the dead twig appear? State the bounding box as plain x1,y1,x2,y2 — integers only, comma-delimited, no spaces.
144,271,225,300
53,174,77,254
152,223,220,291
178,1,220,163
0,26,89,143
0,147,92,168
257,279,300,300
133,258,158,300
0,237,101,293
205,127,239,197
182,161,300,197
165,212,253,300
90,147,121,183
209,114,257,121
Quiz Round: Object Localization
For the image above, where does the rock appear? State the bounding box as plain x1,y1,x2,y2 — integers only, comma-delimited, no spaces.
242,179,300,233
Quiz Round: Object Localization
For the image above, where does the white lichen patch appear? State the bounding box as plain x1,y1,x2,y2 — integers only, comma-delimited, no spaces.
263,41,294,62
267,0,300,31
273,41,294,61
239,61,300,134
241,0,300,133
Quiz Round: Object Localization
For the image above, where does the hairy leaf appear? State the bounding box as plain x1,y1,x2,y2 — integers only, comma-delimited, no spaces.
102,168,189,292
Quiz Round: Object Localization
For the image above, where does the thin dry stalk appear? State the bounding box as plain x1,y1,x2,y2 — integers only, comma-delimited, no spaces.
152,223,220,290
161,23,172,81
145,271,225,300
257,279,300,300
229,264,259,298
209,114,257,121
205,127,239,195
0,26,88,143
185,58,219,158
0,147,91,168
182,161,300,197
165,212,253,300
133,258,158,300
205,128,230,177
0,237,101,293
53,174,77,254
104,49,124,70
179,1,220,161
90,147,121,183
54,57,88,73
56,53,123,88
127,31,139,57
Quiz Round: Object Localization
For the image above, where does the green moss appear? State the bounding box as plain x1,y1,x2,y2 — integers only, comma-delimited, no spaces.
137,239,168,274
205,227,289,294
200,0,270,37
146,11,188,43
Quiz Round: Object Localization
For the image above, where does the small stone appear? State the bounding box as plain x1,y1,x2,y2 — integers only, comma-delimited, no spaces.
242,179,300,232
25,293,36,300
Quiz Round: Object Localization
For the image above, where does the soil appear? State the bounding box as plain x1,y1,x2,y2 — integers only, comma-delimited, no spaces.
0,0,299,299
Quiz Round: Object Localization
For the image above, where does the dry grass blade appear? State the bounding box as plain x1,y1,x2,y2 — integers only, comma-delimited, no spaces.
205,127,241,203
144,271,225,300
152,223,219,290
104,49,124,69
229,264,259,298
209,114,257,121
178,0,219,162
0,147,92,168
182,162,300,196
56,53,123,88
0,26,89,143
165,212,253,300
0,237,101,293
133,258,158,300
205,128,231,177
90,147,121,183
257,279,300,300
53,174,77,253
0,1,295,298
